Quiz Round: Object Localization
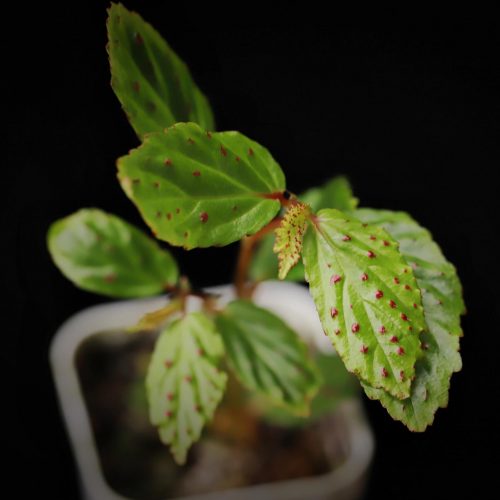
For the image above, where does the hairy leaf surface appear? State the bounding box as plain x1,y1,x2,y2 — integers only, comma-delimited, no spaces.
274,202,311,279
303,209,426,399
47,209,178,298
250,176,357,281
146,312,227,464
117,122,285,248
107,3,214,138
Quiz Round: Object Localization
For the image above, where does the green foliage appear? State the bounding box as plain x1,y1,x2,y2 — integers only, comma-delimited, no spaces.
107,3,214,139
262,352,359,427
117,122,286,249
215,300,320,414
146,312,227,464
250,176,358,282
303,209,426,399
274,202,311,279
354,209,464,430
47,209,178,298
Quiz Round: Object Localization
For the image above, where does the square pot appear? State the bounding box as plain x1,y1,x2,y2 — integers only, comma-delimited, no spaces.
51,281,375,500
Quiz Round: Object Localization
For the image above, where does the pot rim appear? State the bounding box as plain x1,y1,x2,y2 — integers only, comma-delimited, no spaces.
50,280,375,500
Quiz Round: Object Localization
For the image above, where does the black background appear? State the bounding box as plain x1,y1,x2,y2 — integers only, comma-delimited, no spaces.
11,2,499,499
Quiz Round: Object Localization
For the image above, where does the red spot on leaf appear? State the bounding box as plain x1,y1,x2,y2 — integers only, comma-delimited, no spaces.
192,170,201,177
379,325,386,334
206,131,212,139
369,235,376,241
176,208,181,214
381,367,389,378
104,274,116,283
375,290,384,299
393,277,400,284
153,181,160,188
164,158,172,166
383,240,390,246
166,213,172,220
167,393,174,401
200,212,209,223
185,375,193,383
400,313,408,321
165,410,173,418
390,336,398,343
187,137,195,145
397,346,405,355
330,274,342,285
342,235,351,241
335,328,341,335
367,251,376,258
330,307,338,318
235,156,240,162
405,284,412,290
361,273,369,281
248,148,254,156
389,300,397,308
134,33,143,45
132,81,140,92
360,345,368,354
400,370,405,380
351,323,360,333
220,145,227,156
413,303,418,308
164,360,173,368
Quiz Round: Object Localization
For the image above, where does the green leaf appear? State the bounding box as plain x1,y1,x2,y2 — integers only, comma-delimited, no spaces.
47,209,179,298
273,202,311,279
250,176,358,282
117,122,286,249
300,175,359,213
302,209,426,399
354,209,464,431
215,300,320,414
107,3,214,139
146,312,227,464
262,352,359,427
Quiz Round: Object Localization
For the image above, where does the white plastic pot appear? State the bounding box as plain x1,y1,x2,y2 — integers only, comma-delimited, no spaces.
50,281,375,500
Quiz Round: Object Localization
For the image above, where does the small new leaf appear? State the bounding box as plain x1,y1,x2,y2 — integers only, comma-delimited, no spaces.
274,202,311,280
107,3,215,138
355,209,464,431
47,209,178,298
146,312,227,464
250,176,358,282
117,122,286,249
303,209,426,399
215,301,320,414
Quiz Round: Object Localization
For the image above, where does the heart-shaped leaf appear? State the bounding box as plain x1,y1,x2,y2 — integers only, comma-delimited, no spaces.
302,209,426,399
355,209,464,431
250,176,358,282
47,209,178,298
117,122,286,249
107,3,215,138
215,300,320,414
146,312,227,464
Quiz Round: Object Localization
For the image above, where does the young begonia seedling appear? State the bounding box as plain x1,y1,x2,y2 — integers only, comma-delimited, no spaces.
48,3,464,464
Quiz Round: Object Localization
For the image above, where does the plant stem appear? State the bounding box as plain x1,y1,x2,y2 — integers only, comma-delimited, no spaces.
234,217,282,299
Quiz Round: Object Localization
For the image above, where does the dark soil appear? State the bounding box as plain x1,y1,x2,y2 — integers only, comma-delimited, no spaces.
75,331,348,500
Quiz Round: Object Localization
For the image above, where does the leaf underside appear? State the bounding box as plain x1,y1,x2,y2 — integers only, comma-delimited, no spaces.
47,209,178,298
250,176,358,282
274,202,311,280
215,300,320,415
107,3,214,139
117,122,285,249
303,209,426,400
146,312,227,464
355,209,464,431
